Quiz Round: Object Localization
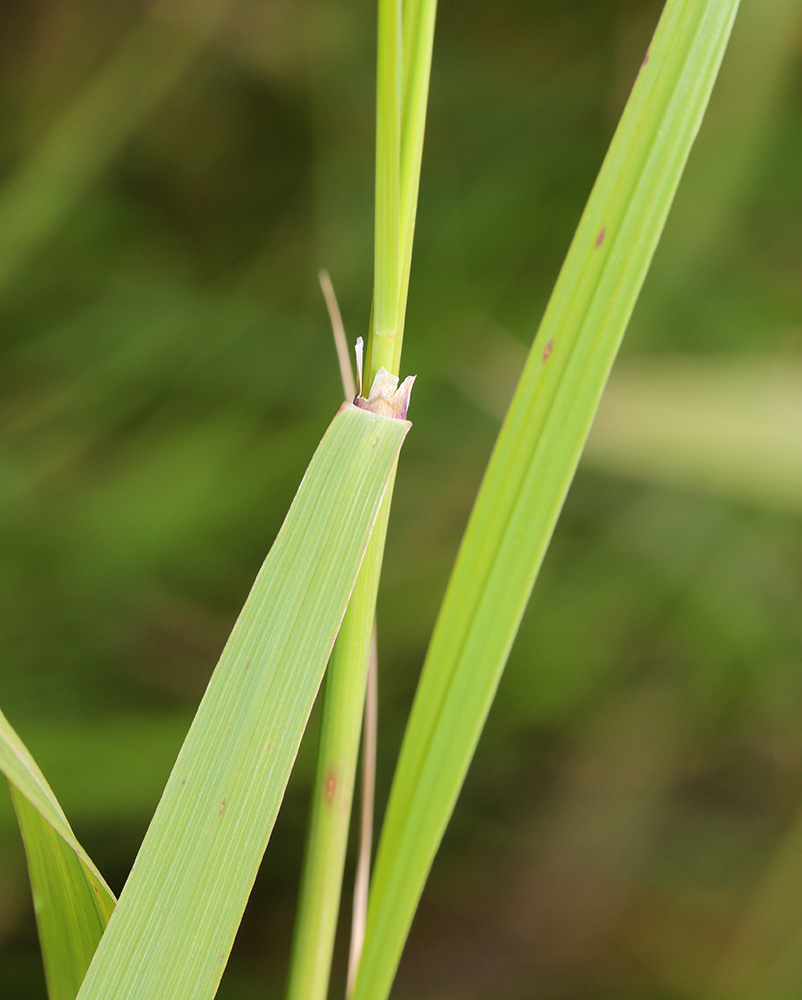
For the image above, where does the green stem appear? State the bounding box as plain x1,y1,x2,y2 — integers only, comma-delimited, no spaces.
395,0,438,374
285,3,437,997
367,0,403,383
285,485,394,1000
346,625,378,996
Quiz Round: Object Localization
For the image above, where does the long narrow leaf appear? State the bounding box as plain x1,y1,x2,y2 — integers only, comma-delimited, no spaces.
0,709,115,1000
75,402,409,1000
12,792,112,1000
352,3,741,999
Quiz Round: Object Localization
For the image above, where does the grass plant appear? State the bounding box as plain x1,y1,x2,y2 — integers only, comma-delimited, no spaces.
0,1,741,998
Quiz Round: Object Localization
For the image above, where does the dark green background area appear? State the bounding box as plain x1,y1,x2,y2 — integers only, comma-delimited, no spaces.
1,0,801,997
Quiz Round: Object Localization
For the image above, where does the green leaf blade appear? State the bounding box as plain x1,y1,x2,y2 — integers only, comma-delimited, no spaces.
0,712,115,1000
11,789,112,1000
0,708,115,1000
352,3,740,999
75,402,409,1000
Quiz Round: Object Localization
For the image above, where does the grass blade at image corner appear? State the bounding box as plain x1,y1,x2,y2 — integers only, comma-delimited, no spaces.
0,711,116,1000
75,403,409,1000
351,2,741,1000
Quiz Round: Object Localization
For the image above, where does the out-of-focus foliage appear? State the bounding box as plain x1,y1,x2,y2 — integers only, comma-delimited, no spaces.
0,1,800,998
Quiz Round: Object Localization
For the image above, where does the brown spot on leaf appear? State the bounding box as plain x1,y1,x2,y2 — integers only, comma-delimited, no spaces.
543,339,553,362
219,799,226,815
325,770,336,805
595,226,606,249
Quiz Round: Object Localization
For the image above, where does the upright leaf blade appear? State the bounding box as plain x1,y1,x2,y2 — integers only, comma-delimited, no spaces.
12,791,112,1000
0,709,115,1000
76,402,409,1000
352,3,741,1000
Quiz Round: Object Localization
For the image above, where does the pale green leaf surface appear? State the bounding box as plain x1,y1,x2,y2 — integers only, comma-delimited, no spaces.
352,3,741,1000
0,709,115,1000
11,790,113,1000
76,402,409,1000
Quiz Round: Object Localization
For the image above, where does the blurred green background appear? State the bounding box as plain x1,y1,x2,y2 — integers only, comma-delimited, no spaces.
1,0,801,997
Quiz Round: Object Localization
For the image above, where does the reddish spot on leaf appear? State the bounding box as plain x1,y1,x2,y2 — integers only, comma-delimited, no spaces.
181,778,187,788
643,50,650,66
325,770,336,805
595,226,606,249
543,339,553,362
